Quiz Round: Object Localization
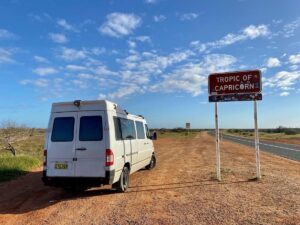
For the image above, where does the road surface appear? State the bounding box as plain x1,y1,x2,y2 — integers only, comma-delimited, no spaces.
219,133,300,162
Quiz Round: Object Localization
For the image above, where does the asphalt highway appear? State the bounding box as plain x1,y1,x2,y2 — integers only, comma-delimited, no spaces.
209,132,300,162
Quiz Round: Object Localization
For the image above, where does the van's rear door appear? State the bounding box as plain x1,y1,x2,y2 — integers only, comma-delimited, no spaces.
74,111,106,177
47,112,77,177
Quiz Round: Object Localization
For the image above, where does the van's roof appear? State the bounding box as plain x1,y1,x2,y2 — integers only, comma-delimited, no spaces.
51,100,145,120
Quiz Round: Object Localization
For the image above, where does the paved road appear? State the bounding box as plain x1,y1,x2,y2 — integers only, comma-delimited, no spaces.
209,132,300,162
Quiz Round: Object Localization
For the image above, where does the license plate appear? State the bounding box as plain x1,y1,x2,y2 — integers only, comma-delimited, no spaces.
55,163,68,169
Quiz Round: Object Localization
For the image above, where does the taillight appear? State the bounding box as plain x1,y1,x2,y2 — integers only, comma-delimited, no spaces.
106,149,114,166
43,149,47,168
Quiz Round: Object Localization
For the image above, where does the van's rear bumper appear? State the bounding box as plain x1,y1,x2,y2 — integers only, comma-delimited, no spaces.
42,170,115,187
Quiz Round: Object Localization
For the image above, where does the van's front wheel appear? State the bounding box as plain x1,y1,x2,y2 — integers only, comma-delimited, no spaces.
113,167,129,192
146,154,156,170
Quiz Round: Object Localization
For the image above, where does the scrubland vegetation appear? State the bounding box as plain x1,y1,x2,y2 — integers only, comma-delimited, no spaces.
0,121,44,182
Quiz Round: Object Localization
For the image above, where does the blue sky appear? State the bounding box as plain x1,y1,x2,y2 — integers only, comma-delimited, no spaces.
0,0,300,128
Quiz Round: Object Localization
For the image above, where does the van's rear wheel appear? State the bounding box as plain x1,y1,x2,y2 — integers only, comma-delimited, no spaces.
146,154,156,170
113,167,129,192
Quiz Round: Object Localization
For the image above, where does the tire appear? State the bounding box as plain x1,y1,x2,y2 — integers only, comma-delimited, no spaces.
146,154,156,170
113,166,129,192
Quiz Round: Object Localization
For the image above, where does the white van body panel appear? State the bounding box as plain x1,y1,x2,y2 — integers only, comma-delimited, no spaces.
44,100,155,187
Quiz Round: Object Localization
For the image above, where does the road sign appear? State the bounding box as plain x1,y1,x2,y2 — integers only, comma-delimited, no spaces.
208,70,262,102
209,93,262,102
209,69,262,181
186,122,190,129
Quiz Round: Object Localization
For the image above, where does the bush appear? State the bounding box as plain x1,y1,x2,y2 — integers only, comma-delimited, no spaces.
0,154,40,182
284,129,299,135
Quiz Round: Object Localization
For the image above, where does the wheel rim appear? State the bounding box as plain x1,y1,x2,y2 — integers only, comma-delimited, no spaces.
122,169,128,189
150,156,155,168
150,158,154,167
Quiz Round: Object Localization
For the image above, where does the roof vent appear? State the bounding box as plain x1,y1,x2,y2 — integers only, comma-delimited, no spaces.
73,100,81,107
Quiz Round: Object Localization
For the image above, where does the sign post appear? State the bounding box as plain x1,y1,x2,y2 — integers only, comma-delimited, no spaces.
186,122,190,135
254,101,261,179
215,102,221,181
208,70,262,181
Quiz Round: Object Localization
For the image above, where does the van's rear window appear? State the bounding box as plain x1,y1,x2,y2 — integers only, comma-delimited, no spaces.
79,116,103,141
51,117,74,142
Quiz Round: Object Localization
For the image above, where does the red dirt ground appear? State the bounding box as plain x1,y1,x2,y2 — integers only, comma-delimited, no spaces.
0,132,299,225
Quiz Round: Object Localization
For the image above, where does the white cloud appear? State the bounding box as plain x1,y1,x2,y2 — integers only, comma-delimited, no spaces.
180,13,198,21
0,29,16,39
191,24,270,52
153,15,166,22
57,19,78,32
72,79,88,89
92,65,118,76
266,57,281,68
260,67,267,73
33,67,58,76
77,73,95,79
98,93,106,99
66,64,88,71
283,17,300,38
33,55,49,63
290,65,298,71
108,85,140,99
145,0,158,3
91,47,106,55
265,70,300,90
0,48,14,64
128,40,137,48
99,13,142,38
119,50,194,75
57,47,87,61
20,79,49,87
280,91,289,96
150,54,236,96
28,13,51,22
243,25,269,39
49,33,68,43
289,54,300,64
135,36,151,43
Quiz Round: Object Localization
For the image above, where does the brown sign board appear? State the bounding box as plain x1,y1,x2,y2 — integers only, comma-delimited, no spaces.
208,70,262,102
208,70,262,95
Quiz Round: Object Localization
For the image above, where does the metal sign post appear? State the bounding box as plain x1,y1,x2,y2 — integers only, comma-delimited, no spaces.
186,122,190,135
254,101,261,179
215,102,221,181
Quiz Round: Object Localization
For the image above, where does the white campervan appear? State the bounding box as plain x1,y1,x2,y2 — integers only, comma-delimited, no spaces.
42,100,157,192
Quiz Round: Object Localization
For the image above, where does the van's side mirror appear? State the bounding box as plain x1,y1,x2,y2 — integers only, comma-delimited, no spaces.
151,132,157,140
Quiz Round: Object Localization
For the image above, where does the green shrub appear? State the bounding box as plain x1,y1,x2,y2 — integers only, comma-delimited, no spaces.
0,154,40,182
284,129,298,135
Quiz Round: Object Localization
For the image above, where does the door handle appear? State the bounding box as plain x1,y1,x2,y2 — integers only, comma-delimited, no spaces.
76,147,87,151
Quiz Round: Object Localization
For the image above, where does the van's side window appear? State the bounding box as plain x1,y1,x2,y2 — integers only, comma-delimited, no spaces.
136,121,145,139
51,117,74,142
145,124,151,139
120,118,136,140
113,117,122,140
79,116,103,141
